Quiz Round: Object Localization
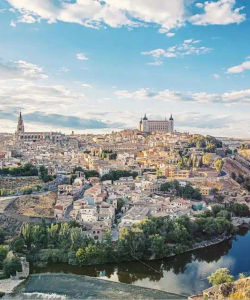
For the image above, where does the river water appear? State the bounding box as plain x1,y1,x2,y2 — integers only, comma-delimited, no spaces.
31,228,250,296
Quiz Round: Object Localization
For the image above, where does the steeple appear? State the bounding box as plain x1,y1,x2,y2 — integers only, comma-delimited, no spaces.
17,110,24,134
143,114,148,120
169,114,173,121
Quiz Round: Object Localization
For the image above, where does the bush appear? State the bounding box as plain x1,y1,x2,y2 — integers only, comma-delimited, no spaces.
207,268,234,286
3,255,22,278
0,245,8,267
10,237,26,253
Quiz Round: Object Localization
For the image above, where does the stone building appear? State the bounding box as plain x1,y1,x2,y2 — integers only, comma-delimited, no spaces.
139,114,174,133
15,112,65,142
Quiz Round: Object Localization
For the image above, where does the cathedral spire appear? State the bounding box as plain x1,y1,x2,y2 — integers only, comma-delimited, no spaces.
17,110,24,134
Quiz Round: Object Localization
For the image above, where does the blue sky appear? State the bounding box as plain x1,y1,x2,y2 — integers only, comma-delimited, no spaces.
0,0,249,137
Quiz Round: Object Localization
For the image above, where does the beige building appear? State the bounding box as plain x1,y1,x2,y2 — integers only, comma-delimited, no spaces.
15,112,65,142
139,114,174,133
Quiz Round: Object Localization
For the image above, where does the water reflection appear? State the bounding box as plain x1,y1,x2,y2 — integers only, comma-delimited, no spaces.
32,229,250,295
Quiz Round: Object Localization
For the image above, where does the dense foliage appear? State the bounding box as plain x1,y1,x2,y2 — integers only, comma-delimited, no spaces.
99,150,117,160
160,180,202,200
2,253,22,277
0,163,38,177
231,173,250,191
207,268,234,286
188,135,222,151
11,214,234,267
73,167,100,179
0,163,53,183
39,166,53,182
101,170,138,182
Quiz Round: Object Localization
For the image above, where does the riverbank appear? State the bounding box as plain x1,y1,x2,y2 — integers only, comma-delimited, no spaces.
31,229,250,296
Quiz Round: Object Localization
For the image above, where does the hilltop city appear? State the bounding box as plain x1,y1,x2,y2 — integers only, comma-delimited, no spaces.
0,112,249,238
0,112,250,296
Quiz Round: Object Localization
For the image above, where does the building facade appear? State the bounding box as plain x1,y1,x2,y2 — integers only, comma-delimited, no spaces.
15,112,65,142
139,114,174,133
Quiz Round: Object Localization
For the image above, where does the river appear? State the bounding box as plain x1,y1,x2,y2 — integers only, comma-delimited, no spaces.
31,228,250,296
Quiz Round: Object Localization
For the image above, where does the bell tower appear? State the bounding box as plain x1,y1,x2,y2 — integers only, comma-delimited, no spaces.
17,111,24,135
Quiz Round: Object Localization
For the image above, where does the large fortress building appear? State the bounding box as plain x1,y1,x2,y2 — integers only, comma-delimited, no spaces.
139,114,174,133
15,112,65,142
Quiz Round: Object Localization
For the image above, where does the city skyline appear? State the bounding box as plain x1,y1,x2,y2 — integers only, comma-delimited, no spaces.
0,0,250,137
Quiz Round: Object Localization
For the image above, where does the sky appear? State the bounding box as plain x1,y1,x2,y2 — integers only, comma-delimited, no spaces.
0,0,249,137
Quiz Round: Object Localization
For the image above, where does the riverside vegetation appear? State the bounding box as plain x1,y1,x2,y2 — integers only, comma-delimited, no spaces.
2,203,250,272
0,204,249,277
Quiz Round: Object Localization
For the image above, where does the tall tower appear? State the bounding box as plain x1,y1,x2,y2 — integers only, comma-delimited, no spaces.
169,114,174,132
142,114,148,132
17,111,24,135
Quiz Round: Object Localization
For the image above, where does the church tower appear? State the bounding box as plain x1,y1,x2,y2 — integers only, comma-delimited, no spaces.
169,114,174,132
17,111,24,135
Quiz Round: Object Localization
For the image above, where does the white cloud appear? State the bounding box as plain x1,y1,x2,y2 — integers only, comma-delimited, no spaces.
81,83,92,88
6,0,185,31
6,0,245,32
166,32,175,37
213,73,220,79
195,3,204,8
0,59,47,81
190,0,245,25
142,39,211,65
10,20,16,27
114,87,250,104
227,60,250,74
76,53,88,61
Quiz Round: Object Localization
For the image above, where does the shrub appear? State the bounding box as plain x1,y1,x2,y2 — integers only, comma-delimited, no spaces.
3,255,22,278
207,268,234,286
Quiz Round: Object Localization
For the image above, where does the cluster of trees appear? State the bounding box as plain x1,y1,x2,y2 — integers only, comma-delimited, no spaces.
0,163,53,183
101,170,138,182
73,167,100,179
214,158,224,173
160,180,202,200
231,173,250,191
176,151,224,173
177,153,203,169
39,166,53,182
99,150,117,160
188,135,222,152
200,203,250,219
0,163,38,177
0,229,22,279
9,213,234,267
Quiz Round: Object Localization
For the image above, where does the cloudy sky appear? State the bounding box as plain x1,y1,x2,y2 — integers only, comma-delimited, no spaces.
0,0,249,137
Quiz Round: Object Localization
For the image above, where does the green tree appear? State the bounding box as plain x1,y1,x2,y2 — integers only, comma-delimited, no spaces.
0,245,8,267
3,255,22,278
229,203,250,217
0,228,6,244
214,158,224,173
160,182,171,192
116,198,125,213
10,237,25,253
207,268,234,286
21,223,32,250
202,153,212,165
217,210,231,220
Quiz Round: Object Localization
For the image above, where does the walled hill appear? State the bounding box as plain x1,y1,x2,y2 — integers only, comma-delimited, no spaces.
0,176,43,193
5,191,57,218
